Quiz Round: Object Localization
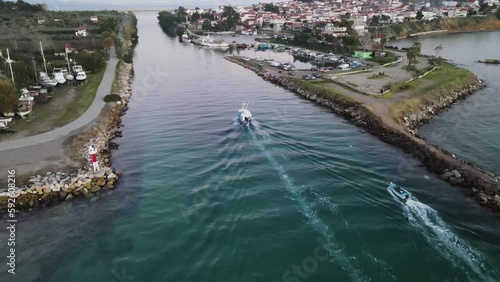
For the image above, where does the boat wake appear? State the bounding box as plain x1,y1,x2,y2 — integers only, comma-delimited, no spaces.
310,189,397,282
389,190,497,281
247,121,369,282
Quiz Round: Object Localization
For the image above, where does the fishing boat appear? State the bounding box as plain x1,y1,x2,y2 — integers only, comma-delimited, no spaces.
388,182,411,202
238,102,252,125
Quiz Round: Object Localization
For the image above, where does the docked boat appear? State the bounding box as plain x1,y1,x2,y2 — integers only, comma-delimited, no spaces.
39,72,58,86
478,59,500,64
270,61,281,67
197,35,229,48
388,182,411,202
0,117,13,129
181,32,191,43
52,67,68,84
238,102,252,125
72,65,87,83
17,90,35,118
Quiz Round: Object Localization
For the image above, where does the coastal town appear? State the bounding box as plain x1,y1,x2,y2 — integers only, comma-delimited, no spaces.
175,0,500,36
1,0,500,281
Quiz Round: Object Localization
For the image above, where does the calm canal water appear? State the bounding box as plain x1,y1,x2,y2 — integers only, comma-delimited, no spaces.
1,13,499,282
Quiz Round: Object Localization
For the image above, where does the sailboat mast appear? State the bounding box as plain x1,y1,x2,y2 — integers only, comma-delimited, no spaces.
32,57,38,81
6,48,15,84
65,47,71,71
40,41,48,74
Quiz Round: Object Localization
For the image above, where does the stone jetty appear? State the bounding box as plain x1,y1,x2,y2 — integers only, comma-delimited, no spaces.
225,56,500,217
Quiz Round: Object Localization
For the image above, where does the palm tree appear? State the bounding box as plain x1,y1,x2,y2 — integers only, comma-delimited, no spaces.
407,42,421,65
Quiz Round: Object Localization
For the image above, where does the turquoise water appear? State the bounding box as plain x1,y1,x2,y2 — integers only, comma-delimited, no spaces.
1,14,500,282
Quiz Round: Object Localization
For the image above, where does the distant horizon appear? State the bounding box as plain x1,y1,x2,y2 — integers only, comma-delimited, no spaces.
24,0,285,11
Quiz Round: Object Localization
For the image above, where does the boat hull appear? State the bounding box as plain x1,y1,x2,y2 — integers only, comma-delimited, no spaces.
388,182,411,203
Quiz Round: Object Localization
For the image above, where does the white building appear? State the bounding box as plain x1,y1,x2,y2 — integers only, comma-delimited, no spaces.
75,27,88,37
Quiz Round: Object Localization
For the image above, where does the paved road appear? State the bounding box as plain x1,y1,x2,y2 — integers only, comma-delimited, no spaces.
0,47,118,152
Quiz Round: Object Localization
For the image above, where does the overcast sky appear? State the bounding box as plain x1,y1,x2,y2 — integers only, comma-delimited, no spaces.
25,0,284,10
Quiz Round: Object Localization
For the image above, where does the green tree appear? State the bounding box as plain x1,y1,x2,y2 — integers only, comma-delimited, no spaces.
263,3,279,13
202,19,212,31
0,79,18,113
416,10,424,20
406,42,421,66
176,6,187,22
191,12,200,22
73,51,107,73
98,16,118,33
496,8,500,20
101,31,114,50
381,15,391,22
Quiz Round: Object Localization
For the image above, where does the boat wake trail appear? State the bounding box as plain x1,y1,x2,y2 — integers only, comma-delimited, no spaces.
402,198,497,281
248,123,369,282
310,189,397,282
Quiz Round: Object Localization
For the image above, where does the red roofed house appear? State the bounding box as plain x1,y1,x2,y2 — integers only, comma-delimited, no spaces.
75,27,88,37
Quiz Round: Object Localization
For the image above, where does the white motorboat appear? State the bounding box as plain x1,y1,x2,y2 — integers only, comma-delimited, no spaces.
53,72,67,84
181,32,191,43
270,61,281,67
39,72,58,86
72,65,87,82
75,71,87,81
0,117,13,129
17,92,35,118
199,35,229,48
238,102,252,125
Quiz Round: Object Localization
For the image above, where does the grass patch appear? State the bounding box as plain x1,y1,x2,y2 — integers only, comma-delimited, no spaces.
347,82,359,88
56,68,106,127
111,60,123,94
288,78,360,105
368,51,399,65
389,63,476,122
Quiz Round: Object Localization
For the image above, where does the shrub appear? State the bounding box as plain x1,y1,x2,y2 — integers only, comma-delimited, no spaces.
104,94,122,102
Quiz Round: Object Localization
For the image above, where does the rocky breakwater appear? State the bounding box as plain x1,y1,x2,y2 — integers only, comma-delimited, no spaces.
0,169,121,210
402,78,484,133
226,56,500,217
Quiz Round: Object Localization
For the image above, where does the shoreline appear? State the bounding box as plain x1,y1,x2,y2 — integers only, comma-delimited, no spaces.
394,27,500,41
225,56,500,217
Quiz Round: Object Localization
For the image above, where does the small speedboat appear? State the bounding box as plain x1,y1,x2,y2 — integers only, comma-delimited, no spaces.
388,182,411,202
238,102,252,125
